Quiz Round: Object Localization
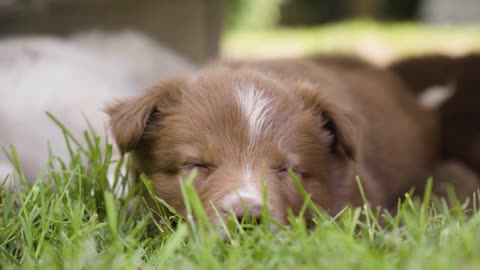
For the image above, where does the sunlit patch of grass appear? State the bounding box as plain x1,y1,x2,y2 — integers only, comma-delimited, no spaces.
222,19,480,65
1,115,480,269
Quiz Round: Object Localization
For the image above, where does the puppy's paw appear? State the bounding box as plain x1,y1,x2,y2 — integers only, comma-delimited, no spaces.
431,160,480,203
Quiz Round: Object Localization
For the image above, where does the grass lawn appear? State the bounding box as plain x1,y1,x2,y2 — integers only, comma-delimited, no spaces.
1,118,480,270
2,21,480,269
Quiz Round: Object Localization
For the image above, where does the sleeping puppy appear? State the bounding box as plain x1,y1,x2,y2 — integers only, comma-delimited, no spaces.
107,59,439,224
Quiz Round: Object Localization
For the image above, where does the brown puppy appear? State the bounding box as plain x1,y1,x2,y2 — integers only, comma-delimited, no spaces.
107,59,438,224
391,54,480,175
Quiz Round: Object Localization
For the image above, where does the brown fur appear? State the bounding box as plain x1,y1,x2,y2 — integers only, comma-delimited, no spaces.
431,161,480,203
390,54,480,176
108,58,439,224
308,54,375,71
390,54,457,94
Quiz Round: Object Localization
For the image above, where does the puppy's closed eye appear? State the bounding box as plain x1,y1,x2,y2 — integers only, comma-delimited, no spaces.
181,161,216,175
273,164,304,178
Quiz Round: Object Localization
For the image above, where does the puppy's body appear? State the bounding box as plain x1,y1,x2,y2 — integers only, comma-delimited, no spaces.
391,54,480,175
108,59,437,223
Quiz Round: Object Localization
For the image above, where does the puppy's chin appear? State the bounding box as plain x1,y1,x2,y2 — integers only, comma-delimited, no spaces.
216,220,284,241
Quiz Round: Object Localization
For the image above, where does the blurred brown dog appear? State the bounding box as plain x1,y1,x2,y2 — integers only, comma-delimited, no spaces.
107,58,468,224
391,54,480,177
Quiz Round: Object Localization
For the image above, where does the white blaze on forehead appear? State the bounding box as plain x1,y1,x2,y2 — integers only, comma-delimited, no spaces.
224,84,273,209
235,84,273,142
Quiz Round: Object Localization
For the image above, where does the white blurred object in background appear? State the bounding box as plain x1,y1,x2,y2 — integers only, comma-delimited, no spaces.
0,30,194,182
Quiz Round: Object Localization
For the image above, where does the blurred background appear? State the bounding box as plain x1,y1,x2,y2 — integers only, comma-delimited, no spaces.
0,0,479,65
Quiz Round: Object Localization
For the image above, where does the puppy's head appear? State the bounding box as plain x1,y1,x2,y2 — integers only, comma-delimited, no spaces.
107,67,359,224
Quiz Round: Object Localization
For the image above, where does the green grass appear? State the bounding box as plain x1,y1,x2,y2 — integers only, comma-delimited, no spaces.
222,19,480,64
2,117,480,269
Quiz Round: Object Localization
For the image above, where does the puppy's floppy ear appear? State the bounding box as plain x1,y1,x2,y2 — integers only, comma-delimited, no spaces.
320,104,361,160
106,79,183,154
296,83,362,160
